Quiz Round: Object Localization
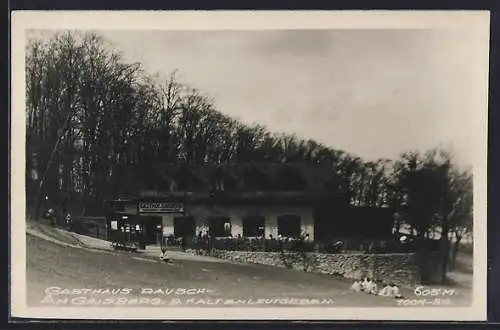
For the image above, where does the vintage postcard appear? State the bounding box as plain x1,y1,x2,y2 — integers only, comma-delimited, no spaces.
10,10,490,321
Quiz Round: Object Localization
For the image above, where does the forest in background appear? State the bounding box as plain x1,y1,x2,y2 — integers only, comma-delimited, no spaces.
25,32,474,280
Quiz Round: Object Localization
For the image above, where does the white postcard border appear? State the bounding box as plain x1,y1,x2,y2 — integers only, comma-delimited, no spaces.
10,10,490,321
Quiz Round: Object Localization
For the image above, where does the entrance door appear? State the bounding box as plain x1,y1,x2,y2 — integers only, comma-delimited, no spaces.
208,216,231,238
141,216,163,244
174,216,196,239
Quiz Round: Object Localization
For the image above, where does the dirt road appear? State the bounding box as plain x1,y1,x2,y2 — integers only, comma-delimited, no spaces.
26,232,471,308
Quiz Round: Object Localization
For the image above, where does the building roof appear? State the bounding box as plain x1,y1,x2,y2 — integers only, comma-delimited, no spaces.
113,162,338,198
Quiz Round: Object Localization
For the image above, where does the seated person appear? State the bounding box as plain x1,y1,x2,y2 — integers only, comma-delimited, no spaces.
332,240,344,253
361,277,370,292
351,280,362,292
390,283,403,298
378,283,392,297
160,246,169,261
366,279,378,295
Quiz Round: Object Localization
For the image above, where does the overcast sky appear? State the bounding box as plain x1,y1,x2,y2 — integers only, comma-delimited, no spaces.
29,29,488,166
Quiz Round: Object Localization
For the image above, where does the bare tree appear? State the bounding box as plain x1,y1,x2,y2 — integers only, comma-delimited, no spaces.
26,31,148,216
445,169,473,270
26,33,473,281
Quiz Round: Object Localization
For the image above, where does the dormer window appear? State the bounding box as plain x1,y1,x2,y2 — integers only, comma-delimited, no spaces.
211,168,236,192
275,166,306,191
243,167,269,191
169,179,177,192
215,178,225,191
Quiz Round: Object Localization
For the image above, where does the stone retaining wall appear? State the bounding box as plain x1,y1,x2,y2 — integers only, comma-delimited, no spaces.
186,249,421,286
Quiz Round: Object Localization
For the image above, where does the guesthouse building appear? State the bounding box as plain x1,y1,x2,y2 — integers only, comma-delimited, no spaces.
105,163,338,245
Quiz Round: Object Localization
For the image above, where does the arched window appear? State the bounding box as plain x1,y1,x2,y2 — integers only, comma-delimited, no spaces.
208,216,232,237
176,168,208,191
277,215,302,238
157,175,174,192
243,216,265,237
242,167,270,191
142,174,157,191
210,167,238,191
275,166,306,190
173,216,196,238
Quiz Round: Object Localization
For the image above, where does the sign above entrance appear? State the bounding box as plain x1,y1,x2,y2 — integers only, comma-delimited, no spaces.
139,201,184,213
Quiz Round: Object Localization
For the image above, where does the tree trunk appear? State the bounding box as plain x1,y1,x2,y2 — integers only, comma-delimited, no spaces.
415,227,430,283
440,217,450,284
450,234,462,270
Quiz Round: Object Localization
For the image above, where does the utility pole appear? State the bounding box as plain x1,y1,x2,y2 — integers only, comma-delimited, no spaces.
181,156,188,251
182,157,187,218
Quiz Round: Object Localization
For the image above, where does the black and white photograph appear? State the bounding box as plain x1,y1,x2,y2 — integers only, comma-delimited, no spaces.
11,11,489,320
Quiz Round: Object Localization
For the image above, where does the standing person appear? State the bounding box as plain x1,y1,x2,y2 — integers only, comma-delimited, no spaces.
65,211,72,231
181,235,187,252
278,234,284,253
46,208,56,226
159,226,169,261
303,233,312,252
196,231,203,255
206,232,212,253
